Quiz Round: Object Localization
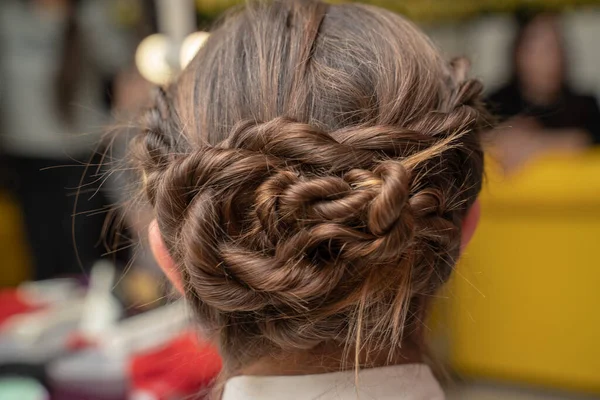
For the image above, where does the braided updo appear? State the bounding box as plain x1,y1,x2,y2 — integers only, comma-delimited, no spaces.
129,0,490,370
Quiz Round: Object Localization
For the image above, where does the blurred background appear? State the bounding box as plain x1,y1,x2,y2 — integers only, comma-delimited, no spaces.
0,0,599,399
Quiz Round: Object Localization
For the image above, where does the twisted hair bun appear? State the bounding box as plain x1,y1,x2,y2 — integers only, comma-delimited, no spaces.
129,0,490,370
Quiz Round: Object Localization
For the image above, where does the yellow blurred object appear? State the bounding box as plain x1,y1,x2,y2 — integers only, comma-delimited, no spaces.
113,0,143,27
194,0,600,21
121,268,164,311
449,150,600,394
0,192,31,287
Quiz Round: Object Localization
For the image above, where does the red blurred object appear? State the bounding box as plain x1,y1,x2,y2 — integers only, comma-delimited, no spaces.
66,332,98,351
130,331,222,400
0,289,45,326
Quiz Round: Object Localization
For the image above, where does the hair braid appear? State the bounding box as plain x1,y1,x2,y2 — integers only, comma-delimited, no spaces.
125,0,491,371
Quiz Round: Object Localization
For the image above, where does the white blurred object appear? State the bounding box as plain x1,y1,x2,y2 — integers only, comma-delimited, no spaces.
135,33,173,85
135,30,210,84
100,300,188,358
129,390,156,400
17,278,81,306
78,261,122,341
180,31,210,68
0,262,122,363
0,302,84,349
48,301,189,399
137,0,201,84
155,0,195,70
563,9,600,95
0,294,85,363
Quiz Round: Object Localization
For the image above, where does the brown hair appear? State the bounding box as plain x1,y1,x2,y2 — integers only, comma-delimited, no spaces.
128,0,490,373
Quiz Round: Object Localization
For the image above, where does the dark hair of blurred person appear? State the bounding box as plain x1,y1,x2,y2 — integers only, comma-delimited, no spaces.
488,12,600,150
55,0,82,125
0,0,133,280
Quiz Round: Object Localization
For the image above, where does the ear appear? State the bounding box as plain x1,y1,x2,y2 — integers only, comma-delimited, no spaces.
460,198,480,254
149,220,184,294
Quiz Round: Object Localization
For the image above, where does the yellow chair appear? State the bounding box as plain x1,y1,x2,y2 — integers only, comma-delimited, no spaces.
449,150,600,394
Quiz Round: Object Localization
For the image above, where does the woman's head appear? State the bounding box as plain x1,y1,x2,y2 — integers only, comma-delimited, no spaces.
130,0,489,372
514,13,566,98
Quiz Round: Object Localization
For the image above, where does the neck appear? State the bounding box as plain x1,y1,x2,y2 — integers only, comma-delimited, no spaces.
238,340,423,377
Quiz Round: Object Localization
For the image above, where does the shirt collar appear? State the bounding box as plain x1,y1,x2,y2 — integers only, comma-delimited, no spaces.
222,364,445,400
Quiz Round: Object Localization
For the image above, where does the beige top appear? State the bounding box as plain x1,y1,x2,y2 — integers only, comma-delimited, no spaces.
222,364,445,400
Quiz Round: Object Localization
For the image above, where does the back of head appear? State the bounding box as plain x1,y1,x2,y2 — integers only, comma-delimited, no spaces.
130,0,489,372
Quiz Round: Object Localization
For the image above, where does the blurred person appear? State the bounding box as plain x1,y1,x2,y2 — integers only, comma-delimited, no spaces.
488,12,600,172
0,0,133,280
126,1,491,398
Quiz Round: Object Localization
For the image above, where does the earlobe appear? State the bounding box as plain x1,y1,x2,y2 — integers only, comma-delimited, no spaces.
149,220,184,294
460,198,481,254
